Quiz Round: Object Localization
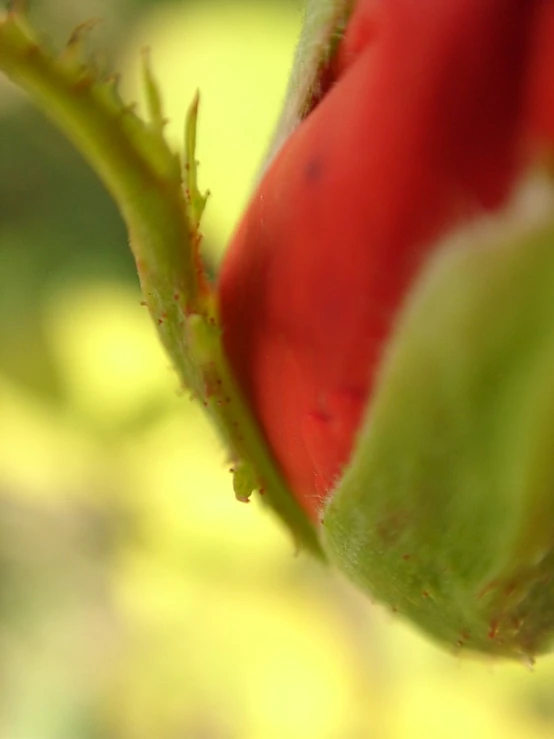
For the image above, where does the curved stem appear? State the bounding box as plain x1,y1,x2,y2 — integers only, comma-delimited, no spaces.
0,10,326,559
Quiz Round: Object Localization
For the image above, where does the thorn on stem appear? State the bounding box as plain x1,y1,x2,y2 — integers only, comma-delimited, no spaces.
142,46,165,133
66,19,102,50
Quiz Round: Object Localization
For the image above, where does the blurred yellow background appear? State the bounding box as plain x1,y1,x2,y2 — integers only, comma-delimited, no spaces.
2,1,554,737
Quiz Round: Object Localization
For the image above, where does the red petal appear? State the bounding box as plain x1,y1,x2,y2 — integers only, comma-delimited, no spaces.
219,0,548,520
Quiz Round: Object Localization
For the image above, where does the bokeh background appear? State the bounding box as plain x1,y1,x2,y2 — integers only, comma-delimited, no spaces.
2,1,554,737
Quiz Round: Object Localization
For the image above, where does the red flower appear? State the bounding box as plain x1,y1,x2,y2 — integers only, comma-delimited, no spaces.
218,0,554,521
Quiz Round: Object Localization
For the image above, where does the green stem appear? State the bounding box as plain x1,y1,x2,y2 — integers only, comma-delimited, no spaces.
0,10,325,559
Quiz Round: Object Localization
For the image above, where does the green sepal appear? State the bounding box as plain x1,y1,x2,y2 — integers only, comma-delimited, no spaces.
264,0,354,166
323,177,554,660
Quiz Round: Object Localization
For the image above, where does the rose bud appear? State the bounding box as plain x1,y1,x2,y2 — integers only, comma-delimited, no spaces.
218,0,554,660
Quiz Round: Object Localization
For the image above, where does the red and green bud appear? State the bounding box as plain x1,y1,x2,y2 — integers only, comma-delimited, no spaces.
4,0,554,662
218,0,554,658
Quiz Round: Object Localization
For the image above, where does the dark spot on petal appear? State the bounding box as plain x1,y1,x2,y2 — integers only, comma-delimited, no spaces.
305,157,324,183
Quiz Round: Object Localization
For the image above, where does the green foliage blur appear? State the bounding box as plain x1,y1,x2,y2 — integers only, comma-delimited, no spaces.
2,1,554,737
